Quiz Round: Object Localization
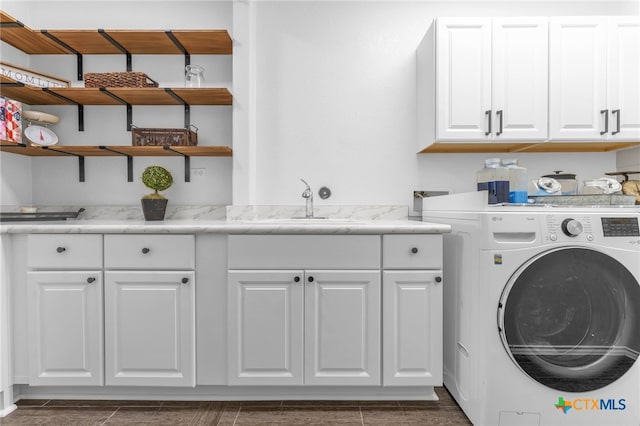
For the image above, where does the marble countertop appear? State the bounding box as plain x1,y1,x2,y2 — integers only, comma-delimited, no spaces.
0,205,451,234
0,219,451,235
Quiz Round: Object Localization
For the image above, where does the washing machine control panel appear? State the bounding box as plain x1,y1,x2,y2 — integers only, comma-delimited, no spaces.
601,217,640,237
544,216,595,242
561,218,583,236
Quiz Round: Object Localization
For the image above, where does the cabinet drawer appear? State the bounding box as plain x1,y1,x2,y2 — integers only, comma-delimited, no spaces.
228,235,380,269
104,235,194,269
383,235,442,269
27,234,103,269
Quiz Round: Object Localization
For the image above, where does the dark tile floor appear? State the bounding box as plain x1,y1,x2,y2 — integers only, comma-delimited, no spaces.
1,387,471,425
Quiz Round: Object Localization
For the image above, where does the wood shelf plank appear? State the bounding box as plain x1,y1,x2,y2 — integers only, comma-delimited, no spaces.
45,88,124,105
43,30,123,54
1,11,232,56
418,141,640,154
170,88,233,105
0,11,71,54
1,141,232,157
0,84,232,106
0,84,71,105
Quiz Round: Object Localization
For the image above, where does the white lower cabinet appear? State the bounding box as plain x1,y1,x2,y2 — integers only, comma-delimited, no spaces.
104,271,195,387
228,269,380,386
382,271,443,386
27,271,104,386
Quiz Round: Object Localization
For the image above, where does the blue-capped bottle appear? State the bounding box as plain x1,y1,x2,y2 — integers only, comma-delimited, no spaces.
502,158,528,204
477,158,510,204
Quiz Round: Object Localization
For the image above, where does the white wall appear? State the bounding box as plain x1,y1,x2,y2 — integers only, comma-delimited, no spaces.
1,0,233,207
244,0,638,207
1,1,638,209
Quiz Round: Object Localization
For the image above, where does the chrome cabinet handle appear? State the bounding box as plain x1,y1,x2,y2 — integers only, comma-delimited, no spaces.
485,110,492,136
496,110,503,136
56,247,66,253
141,247,150,254
612,109,620,135
87,277,96,283
600,109,609,135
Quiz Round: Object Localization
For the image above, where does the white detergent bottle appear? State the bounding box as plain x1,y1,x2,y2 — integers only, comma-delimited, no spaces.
502,158,528,203
477,158,510,204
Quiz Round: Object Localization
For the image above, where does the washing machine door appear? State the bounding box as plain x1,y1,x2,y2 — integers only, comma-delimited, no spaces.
498,247,640,392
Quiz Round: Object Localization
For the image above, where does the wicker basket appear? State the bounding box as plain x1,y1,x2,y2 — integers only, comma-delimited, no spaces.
132,125,198,147
84,72,159,88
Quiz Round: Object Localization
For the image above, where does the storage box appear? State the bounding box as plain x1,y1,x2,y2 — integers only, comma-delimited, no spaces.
0,97,6,140
4,97,22,143
84,72,158,88
132,126,198,146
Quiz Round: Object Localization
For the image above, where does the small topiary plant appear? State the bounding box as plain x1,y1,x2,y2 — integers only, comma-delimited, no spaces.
141,166,173,199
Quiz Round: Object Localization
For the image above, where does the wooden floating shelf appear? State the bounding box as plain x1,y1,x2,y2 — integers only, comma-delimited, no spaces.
0,81,233,106
0,142,232,157
0,11,232,55
419,141,640,154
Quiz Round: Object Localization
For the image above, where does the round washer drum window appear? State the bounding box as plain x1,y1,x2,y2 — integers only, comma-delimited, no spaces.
498,247,640,393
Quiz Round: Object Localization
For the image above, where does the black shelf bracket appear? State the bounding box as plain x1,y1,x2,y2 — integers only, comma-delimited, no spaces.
40,30,84,80
0,20,26,28
42,88,85,131
165,30,190,69
99,88,133,131
99,146,134,182
164,88,190,128
0,81,25,88
163,145,190,182
98,29,132,71
0,143,27,148
43,146,85,182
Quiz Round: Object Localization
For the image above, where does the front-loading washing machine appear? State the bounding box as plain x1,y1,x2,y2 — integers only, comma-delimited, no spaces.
423,192,640,426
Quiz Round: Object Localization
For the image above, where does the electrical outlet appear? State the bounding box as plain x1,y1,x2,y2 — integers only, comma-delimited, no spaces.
192,168,206,178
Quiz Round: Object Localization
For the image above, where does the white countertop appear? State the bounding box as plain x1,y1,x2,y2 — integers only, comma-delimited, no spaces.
0,219,451,234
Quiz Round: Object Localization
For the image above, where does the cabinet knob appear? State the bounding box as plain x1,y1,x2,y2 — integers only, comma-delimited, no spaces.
307,276,314,283
435,276,442,283
141,247,150,254
56,246,66,253
411,247,419,254
181,277,189,284
294,276,301,283
87,277,96,283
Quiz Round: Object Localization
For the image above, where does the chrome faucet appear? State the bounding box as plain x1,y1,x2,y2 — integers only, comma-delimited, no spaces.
300,178,314,218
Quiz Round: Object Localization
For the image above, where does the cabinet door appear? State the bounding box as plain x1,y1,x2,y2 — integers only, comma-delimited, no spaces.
436,18,492,140
607,17,640,141
492,18,548,140
550,17,608,140
304,270,381,385
228,270,304,385
383,271,443,387
27,271,103,386
105,271,195,387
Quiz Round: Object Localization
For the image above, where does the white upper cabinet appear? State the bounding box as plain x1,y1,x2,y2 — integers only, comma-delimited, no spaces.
550,17,640,141
434,18,492,140
492,18,549,140
423,17,548,143
607,18,640,141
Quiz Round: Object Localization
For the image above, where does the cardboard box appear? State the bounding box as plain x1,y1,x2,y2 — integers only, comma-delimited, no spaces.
0,97,6,141
4,98,22,143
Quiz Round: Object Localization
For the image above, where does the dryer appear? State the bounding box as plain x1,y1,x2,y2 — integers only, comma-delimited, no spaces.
423,192,640,426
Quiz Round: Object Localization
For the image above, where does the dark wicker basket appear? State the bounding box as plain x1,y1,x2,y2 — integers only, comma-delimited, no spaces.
132,125,198,146
84,72,159,88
